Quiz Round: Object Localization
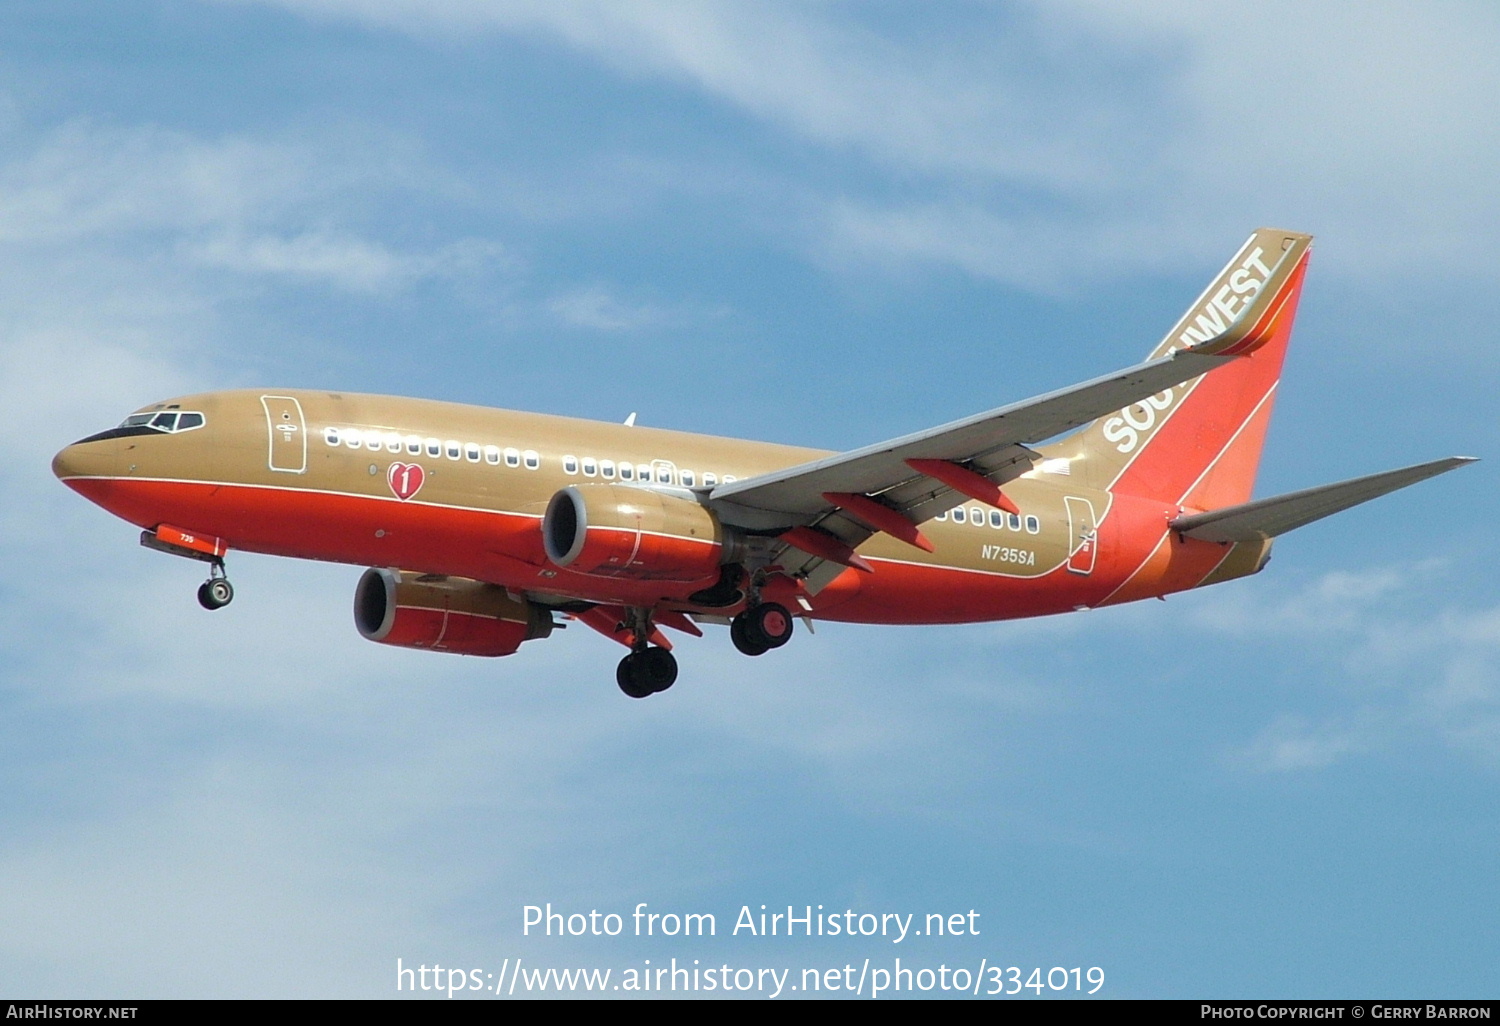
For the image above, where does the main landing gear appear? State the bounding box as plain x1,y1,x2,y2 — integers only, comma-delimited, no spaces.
615,606,679,699
196,561,234,611
730,601,794,657
606,597,796,698
616,645,678,699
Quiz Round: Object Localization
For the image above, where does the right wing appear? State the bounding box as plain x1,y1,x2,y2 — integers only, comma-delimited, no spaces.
1170,457,1477,542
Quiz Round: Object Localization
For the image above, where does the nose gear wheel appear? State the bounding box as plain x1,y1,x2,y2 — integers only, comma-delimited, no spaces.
197,575,233,610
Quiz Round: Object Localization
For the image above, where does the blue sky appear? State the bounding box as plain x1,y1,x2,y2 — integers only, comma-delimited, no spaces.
2,0,1497,999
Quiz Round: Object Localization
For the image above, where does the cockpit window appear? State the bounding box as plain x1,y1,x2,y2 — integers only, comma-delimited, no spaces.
79,409,206,445
117,411,206,434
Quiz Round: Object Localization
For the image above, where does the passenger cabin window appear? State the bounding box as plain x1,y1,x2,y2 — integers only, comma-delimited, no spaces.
324,427,340,446
637,465,652,483
343,429,363,449
1008,513,1022,531
971,507,983,525
504,448,520,468
702,472,716,487
582,457,597,477
484,445,501,466
446,441,461,460
523,450,540,470
386,433,402,453
952,508,966,524
406,436,422,455
1024,515,1040,534
601,460,616,480
989,510,1004,528
681,470,695,487
619,464,634,481
425,438,440,457
465,443,481,463
563,455,578,475
723,475,736,483
935,510,948,521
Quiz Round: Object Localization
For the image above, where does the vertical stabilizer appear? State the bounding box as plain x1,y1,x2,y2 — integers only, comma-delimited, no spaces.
1049,228,1312,510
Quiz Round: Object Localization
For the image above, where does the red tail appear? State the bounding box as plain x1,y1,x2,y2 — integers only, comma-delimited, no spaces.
1047,229,1313,511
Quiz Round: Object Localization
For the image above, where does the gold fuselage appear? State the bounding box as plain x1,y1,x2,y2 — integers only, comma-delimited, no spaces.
53,388,1268,625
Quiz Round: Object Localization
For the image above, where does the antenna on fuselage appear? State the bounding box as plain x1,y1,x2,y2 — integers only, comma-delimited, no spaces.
623,412,637,427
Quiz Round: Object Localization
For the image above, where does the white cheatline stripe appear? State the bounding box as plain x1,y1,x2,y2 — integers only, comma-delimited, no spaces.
1095,531,1170,607
1102,370,1212,493
1103,243,1303,493
60,474,540,519
1174,382,1279,507
1096,376,1284,606
1191,542,1239,590
75,473,1085,584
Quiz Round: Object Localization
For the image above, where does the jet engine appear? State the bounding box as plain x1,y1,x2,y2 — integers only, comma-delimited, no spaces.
354,568,554,656
542,484,740,582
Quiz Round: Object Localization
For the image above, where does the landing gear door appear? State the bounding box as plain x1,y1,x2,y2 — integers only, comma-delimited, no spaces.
261,395,307,474
1064,496,1098,576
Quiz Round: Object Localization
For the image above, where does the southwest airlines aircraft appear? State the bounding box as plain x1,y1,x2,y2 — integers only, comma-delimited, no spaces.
53,229,1472,697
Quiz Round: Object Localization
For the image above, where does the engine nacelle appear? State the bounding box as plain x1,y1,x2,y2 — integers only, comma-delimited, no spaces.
354,568,554,656
543,484,735,582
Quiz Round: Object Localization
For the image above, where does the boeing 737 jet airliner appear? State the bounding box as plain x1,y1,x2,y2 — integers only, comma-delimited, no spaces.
53,229,1473,697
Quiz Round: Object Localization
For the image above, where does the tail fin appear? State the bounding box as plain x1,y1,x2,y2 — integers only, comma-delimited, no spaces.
1053,227,1313,509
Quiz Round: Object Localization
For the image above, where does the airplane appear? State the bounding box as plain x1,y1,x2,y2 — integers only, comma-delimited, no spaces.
52,227,1474,698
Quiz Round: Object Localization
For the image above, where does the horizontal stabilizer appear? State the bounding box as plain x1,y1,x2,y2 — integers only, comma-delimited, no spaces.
1170,457,1477,542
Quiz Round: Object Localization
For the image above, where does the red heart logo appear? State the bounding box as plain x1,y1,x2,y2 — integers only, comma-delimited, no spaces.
387,462,425,501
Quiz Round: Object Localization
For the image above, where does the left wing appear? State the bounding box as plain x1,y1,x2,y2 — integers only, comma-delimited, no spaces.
708,345,1233,528
707,346,1234,592
707,227,1311,591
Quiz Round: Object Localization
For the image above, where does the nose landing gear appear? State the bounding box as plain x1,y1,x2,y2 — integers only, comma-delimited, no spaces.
139,528,236,611
196,562,234,610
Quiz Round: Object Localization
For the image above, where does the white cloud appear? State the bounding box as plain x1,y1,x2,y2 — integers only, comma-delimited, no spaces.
1231,715,1375,773
544,285,726,332
1185,564,1500,770
0,121,299,243
820,199,1147,294
0,118,504,296
5,7,1495,993
232,0,1113,186
235,0,1500,288
547,285,669,331
187,232,505,294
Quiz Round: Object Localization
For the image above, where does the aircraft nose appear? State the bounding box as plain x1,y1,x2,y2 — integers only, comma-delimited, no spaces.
52,438,120,483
